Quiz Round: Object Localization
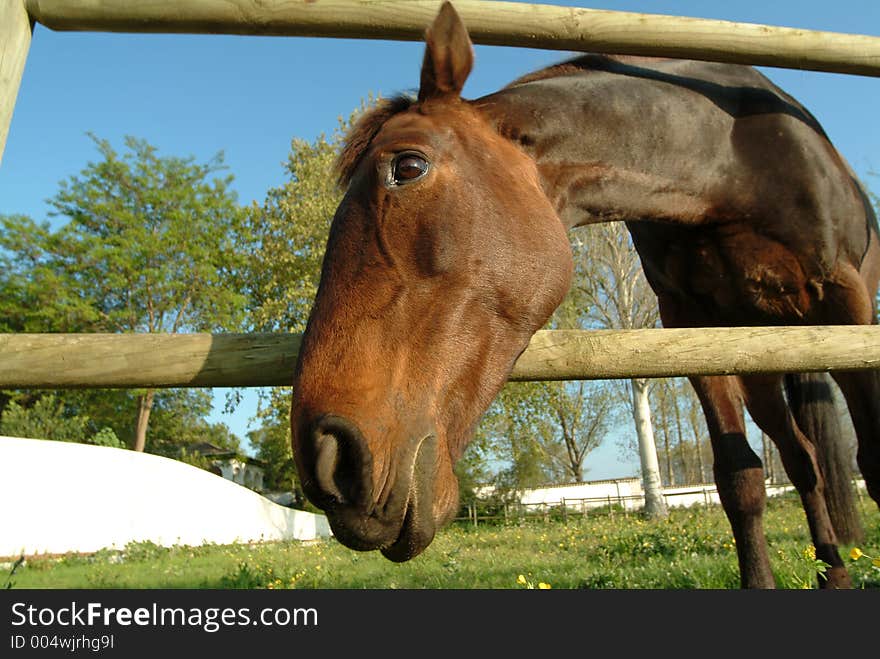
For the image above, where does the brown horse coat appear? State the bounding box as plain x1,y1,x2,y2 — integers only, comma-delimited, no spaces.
290,3,880,587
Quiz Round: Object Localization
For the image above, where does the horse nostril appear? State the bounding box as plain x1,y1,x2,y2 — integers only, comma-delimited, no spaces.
314,433,344,502
311,415,372,507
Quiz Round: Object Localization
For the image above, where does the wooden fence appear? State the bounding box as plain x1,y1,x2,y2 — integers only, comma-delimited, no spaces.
1,326,880,388
457,487,724,526
2,1,880,386
5,1,880,163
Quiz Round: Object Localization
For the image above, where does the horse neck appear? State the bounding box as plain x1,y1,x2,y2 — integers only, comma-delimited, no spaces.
470,69,710,232
469,57,834,234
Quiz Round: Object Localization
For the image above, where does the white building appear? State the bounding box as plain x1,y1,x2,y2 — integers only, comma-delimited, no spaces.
0,436,331,559
187,441,266,492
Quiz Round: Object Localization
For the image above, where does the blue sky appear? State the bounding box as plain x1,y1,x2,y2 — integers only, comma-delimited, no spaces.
2,0,878,479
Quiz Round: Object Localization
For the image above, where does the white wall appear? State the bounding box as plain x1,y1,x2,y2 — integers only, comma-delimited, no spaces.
519,478,644,511
0,436,331,558
516,478,866,510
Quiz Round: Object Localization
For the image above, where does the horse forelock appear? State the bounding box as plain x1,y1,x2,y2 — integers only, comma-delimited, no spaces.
335,95,416,188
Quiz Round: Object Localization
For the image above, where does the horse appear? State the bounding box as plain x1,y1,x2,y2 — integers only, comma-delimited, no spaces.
289,2,880,588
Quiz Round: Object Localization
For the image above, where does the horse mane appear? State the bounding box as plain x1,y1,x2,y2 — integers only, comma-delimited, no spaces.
336,95,415,187
505,54,672,87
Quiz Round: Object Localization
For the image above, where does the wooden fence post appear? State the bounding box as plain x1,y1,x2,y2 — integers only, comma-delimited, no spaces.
0,0,33,165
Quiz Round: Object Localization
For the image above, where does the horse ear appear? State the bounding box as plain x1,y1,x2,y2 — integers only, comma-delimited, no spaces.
418,2,474,102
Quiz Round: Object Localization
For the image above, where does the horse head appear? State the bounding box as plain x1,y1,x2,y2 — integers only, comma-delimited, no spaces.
289,2,572,561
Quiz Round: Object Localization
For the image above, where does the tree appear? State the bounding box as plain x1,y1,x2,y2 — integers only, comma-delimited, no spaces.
241,114,357,334
0,393,122,447
246,388,299,494
0,215,96,333
0,216,242,456
479,381,566,491
648,377,712,486
569,222,669,518
237,111,359,502
543,381,616,482
1,135,249,452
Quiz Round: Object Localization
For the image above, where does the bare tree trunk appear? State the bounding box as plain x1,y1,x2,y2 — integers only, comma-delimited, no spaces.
631,378,668,518
672,385,690,484
761,430,770,483
659,386,673,486
696,436,706,484
133,389,155,452
688,400,707,484
761,431,777,484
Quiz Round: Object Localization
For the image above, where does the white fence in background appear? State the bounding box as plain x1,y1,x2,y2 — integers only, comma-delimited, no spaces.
0,436,331,558
511,477,867,512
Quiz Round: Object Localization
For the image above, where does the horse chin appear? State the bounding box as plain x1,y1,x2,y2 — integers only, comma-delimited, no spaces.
380,433,440,562
379,495,437,562
323,434,443,562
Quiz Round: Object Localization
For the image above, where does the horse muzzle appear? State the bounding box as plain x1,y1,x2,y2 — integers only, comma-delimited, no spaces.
301,414,440,562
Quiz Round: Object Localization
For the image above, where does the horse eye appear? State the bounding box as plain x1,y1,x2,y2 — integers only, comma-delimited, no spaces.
392,153,429,184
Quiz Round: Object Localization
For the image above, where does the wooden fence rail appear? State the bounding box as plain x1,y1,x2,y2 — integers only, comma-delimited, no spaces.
3,3,879,389
24,0,880,76
1,326,879,389
3,1,880,163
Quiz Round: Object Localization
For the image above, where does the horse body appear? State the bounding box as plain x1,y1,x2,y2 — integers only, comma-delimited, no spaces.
290,2,880,587
477,55,880,587
479,55,872,302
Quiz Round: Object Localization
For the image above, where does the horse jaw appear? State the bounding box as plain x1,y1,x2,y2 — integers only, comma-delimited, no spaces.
379,435,441,562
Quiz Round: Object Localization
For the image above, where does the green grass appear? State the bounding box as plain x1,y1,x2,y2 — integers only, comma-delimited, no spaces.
6,494,879,589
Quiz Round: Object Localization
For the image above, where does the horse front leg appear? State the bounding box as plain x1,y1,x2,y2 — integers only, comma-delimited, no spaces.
690,375,776,588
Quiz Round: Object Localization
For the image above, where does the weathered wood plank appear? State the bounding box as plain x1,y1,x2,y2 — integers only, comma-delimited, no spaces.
0,0,34,165
1,327,878,389
24,0,880,77
0,333,302,388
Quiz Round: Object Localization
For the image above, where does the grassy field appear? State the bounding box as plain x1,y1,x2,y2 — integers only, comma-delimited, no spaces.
6,493,879,589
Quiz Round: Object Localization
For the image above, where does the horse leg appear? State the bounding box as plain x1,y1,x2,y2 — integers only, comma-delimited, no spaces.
831,369,880,506
690,374,775,588
821,253,880,506
741,374,851,589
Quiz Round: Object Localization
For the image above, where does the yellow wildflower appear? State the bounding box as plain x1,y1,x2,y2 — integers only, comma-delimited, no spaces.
803,545,816,560
850,547,864,560
516,574,527,585
537,582,551,589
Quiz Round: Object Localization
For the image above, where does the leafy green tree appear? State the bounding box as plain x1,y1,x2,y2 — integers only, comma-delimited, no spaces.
235,117,351,501
0,387,238,457
0,215,95,333
0,393,122,448
240,120,349,333
1,135,249,453
246,389,297,492
479,381,563,491
142,389,241,458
